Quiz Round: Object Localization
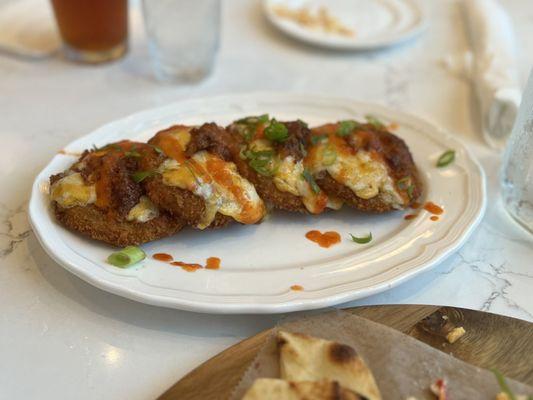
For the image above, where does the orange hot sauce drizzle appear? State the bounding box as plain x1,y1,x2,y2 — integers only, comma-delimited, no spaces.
204,156,265,224
388,122,399,131
404,214,418,220
153,253,173,262
171,261,203,272
430,216,439,221
305,230,341,248
290,285,304,291
205,257,221,270
424,202,444,215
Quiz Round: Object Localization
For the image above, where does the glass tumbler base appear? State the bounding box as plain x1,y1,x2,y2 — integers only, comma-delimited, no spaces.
62,42,127,64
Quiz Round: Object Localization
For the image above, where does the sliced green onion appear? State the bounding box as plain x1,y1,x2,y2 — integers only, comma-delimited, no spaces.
310,134,327,145
365,114,385,129
132,170,155,183
349,232,372,244
492,370,517,400
236,114,269,125
436,150,455,168
302,169,320,194
107,246,146,268
397,177,411,190
245,150,277,176
149,144,164,155
407,184,415,199
337,120,360,137
264,119,289,142
323,146,337,166
125,150,142,158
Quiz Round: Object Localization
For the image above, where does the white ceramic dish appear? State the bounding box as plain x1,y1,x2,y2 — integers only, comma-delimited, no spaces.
29,93,486,314
263,0,427,50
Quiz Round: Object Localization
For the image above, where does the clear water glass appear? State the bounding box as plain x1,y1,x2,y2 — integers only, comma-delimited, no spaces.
500,72,533,234
142,0,220,83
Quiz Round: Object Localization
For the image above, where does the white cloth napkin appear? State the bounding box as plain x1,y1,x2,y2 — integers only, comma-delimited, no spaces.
463,0,521,149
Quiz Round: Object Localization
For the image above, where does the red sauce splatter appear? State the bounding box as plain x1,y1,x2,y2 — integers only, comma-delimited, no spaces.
171,261,202,272
206,257,221,270
305,230,341,248
430,216,439,221
424,202,444,215
411,202,421,209
404,214,418,220
291,285,304,291
153,253,173,262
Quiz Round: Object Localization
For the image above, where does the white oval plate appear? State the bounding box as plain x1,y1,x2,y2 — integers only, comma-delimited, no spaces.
263,0,427,50
29,93,486,314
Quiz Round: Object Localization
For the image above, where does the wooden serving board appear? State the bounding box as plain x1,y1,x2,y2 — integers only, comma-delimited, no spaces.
158,305,533,400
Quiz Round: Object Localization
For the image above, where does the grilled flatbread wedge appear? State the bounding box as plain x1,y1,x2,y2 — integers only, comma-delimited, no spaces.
242,378,364,400
278,331,381,400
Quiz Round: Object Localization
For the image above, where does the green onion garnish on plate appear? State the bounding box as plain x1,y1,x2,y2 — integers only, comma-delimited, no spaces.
107,246,146,268
436,150,455,168
349,232,372,244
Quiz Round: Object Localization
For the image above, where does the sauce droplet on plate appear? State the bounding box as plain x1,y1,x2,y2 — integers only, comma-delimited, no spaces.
430,216,439,221
404,214,417,220
206,257,221,270
424,202,444,215
171,261,202,272
305,230,341,248
153,253,173,262
290,285,304,291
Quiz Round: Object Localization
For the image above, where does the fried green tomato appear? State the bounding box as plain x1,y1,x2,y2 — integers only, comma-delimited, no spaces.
49,141,185,246
141,123,266,229
227,115,339,214
50,141,185,247
306,120,422,212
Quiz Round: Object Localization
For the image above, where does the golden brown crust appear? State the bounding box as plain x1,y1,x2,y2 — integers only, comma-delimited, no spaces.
53,203,184,247
143,175,232,229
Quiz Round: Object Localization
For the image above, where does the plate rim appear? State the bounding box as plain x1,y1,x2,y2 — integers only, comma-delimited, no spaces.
262,0,428,50
29,92,486,314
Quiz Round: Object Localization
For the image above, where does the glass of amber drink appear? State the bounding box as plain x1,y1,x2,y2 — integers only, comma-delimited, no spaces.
50,0,128,64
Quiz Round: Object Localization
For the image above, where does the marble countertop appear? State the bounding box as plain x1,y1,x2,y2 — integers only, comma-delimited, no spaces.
1,0,532,399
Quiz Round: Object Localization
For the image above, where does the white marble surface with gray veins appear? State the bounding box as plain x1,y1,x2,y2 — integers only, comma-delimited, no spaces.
0,0,532,399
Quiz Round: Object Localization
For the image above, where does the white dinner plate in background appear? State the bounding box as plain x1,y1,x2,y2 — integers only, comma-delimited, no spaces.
263,0,427,50
29,93,485,314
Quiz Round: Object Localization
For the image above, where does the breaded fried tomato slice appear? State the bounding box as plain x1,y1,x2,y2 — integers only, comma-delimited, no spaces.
49,141,184,246
141,123,266,229
306,120,422,212
227,115,341,214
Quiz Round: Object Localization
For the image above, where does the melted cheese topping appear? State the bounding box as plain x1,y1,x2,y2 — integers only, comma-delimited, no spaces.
306,133,404,208
159,151,265,228
50,173,96,208
127,196,159,223
248,139,330,214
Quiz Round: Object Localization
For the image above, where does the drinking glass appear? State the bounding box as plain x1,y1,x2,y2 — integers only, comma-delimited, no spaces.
500,71,533,234
142,0,220,83
50,0,128,64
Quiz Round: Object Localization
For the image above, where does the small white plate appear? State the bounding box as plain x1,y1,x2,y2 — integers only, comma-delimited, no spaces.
263,0,427,50
29,93,485,314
